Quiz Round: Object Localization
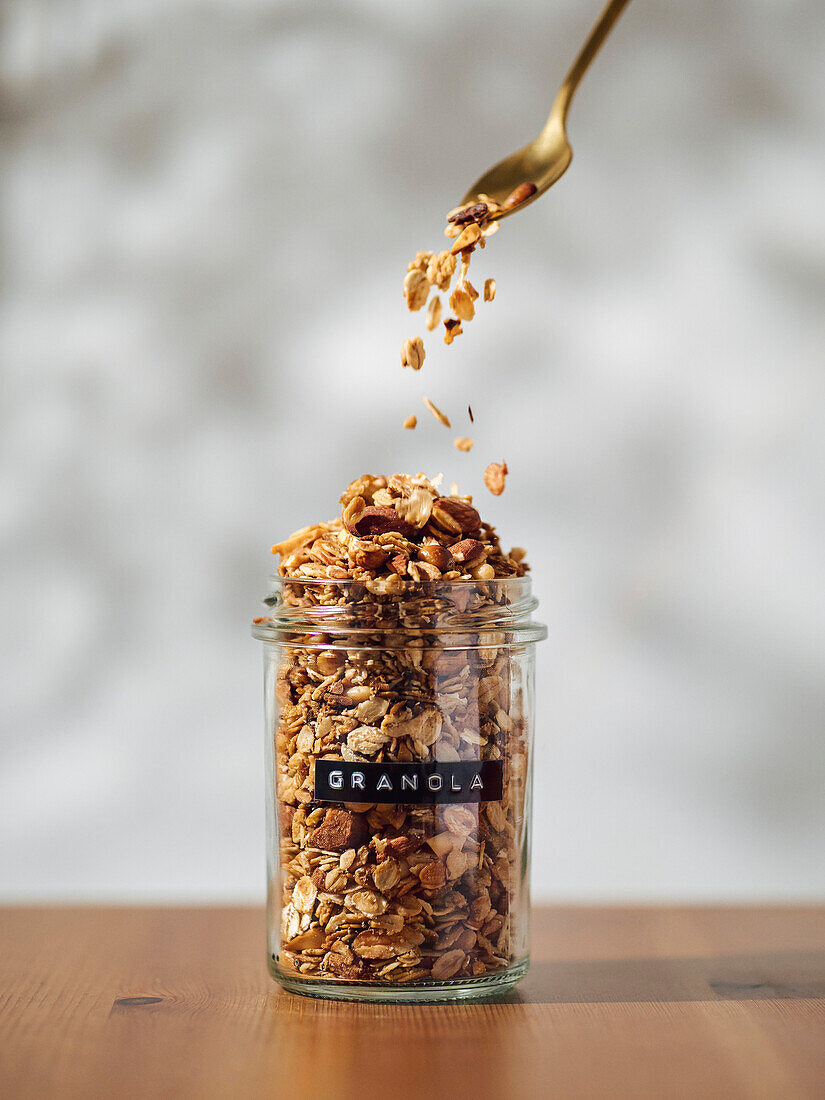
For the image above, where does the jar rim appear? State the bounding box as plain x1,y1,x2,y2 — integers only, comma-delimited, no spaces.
252,574,547,645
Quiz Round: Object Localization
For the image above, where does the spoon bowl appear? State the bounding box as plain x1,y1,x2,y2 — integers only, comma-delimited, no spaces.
459,0,630,222
460,119,572,219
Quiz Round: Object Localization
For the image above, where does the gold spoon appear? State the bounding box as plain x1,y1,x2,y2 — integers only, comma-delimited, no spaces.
459,0,632,221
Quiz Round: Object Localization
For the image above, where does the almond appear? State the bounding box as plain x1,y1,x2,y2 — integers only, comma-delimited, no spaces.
433,497,481,534
503,181,537,209
344,506,416,539
450,223,482,254
418,544,455,573
352,546,387,570
450,538,486,567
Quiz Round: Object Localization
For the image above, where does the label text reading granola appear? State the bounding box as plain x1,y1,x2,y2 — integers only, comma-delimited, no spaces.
314,760,504,805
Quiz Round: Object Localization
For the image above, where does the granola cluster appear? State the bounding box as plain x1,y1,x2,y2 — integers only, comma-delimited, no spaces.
264,474,532,988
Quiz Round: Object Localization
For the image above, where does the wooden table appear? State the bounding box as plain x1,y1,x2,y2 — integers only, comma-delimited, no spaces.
2,906,824,1099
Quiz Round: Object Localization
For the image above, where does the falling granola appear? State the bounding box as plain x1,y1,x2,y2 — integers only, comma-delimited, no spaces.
484,461,509,496
423,396,451,429
401,337,425,371
402,195,502,356
257,473,539,990
401,181,534,362
400,183,536,494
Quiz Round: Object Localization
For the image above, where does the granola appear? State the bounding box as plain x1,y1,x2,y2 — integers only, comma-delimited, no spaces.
401,337,425,371
402,197,499,358
401,186,536,493
484,461,509,497
261,474,534,988
423,396,451,429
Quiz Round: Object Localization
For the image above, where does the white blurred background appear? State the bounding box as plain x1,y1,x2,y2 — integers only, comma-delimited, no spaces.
2,0,824,902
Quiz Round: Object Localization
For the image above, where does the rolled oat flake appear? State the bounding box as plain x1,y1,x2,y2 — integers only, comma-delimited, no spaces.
253,473,546,1002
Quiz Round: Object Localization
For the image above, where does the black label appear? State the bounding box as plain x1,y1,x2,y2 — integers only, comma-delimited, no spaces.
314,759,503,805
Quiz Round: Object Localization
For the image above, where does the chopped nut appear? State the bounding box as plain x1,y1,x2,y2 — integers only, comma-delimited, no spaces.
403,414,417,430
426,295,442,331
468,405,474,423
464,279,479,302
483,278,496,302
454,437,474,452
450,223,482,254
308,809,369,851
484,461,509,496
423,396,451,428
451,538,486,567
447,202,489,225
401,336,425,371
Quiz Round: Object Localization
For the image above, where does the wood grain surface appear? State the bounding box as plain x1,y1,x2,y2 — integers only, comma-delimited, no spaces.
1,906,824,1099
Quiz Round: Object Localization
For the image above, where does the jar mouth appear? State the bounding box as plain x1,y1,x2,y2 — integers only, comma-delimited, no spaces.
252,575,547,646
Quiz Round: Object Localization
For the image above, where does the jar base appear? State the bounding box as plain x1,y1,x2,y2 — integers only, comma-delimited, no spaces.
269,957,529,1004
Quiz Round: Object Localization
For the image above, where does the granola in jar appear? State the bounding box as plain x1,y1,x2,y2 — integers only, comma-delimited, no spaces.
254,474,546,1002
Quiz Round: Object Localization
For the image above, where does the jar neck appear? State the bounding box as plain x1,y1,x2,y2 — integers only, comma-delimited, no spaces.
252,576,547,646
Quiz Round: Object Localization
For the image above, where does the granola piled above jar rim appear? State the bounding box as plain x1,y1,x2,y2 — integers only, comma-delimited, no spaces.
269,473,528,587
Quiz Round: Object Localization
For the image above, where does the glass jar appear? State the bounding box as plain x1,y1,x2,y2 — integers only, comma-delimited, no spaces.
253,575,546,1002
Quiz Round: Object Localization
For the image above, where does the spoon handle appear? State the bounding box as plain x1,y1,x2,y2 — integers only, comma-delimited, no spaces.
549,0,632,128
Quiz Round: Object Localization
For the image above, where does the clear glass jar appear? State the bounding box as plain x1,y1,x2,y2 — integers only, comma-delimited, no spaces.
253,575,546,1002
